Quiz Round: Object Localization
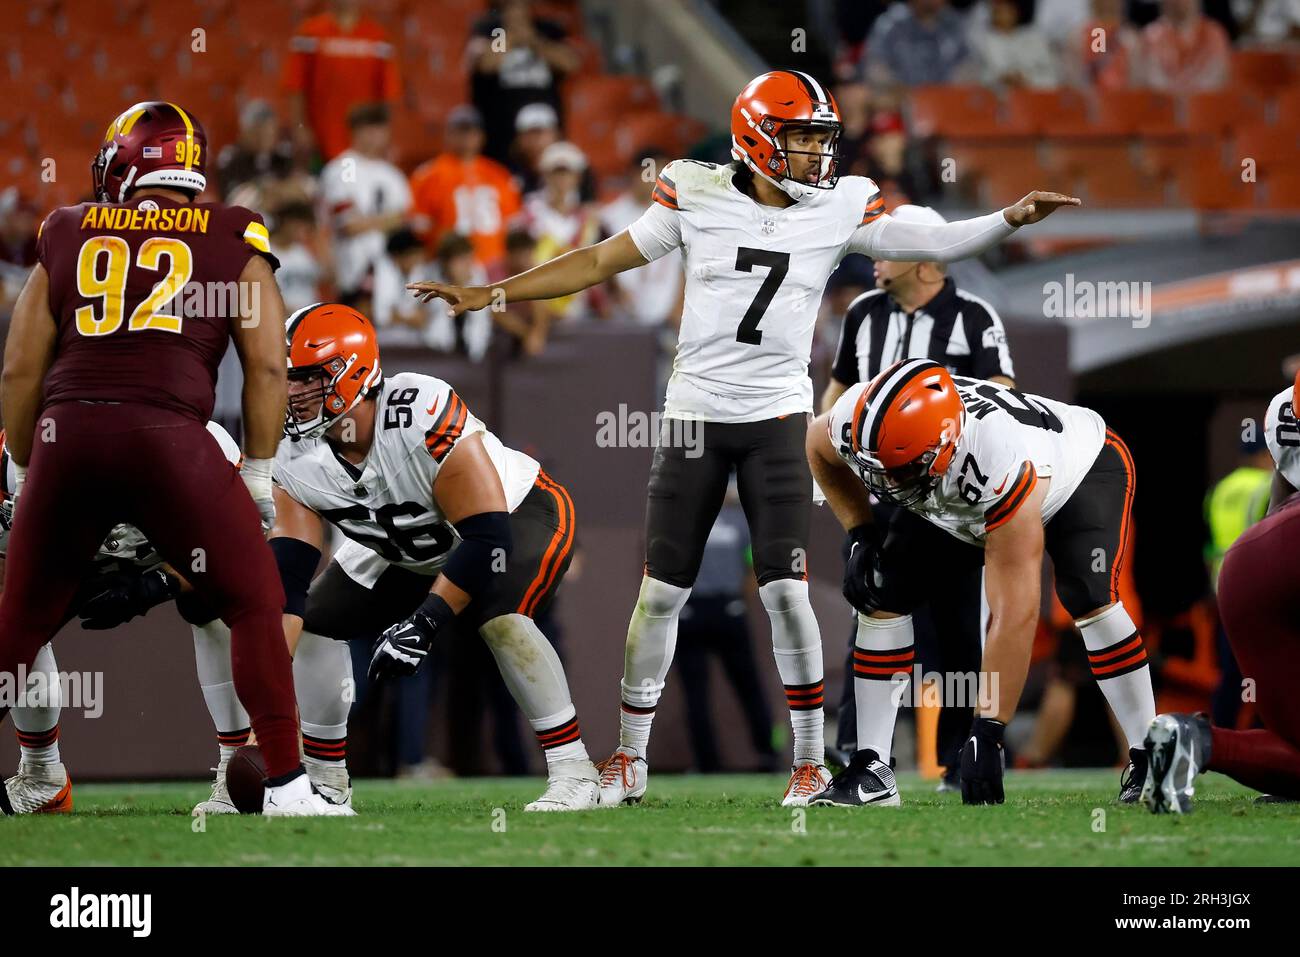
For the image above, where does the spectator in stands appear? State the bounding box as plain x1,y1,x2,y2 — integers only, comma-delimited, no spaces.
318,103,411,307
1069,0,1141,90
972,0,1061,88
509,102,599,201
861,0,972,87
516,141,602,324
285,0,401,162
488,229,551,356
598,149,684,329
372,227,436,348
1141,0,1231,92
1239,0,1300,41
0,189,37,268
468,0,581,163
268,201,323,314
408,105,521,272
1033,0,1094,51
676,489,779,774
215,100,293,200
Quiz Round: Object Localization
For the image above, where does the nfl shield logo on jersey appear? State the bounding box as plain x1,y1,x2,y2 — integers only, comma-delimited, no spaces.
761,216,777,235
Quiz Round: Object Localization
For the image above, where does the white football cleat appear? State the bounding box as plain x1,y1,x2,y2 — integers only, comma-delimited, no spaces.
596,748,648,807
305,759,354,813
192,760,238,816
263,772,356,817
1143,713,1211,815
3,761,73,813
524,760,600,812
781,762,833,807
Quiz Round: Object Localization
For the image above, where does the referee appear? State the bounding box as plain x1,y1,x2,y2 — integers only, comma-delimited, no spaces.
821,204,1015,789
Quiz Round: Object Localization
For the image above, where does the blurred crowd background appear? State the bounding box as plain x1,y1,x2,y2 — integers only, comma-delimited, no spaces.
2,0,1300,781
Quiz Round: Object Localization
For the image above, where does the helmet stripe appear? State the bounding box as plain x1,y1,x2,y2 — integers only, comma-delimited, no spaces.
168,102,196,171
791,70,826,105
117,107,148,137
860,359,943,453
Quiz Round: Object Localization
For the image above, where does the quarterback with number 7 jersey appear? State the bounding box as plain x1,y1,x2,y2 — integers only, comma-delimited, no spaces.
808,360,1155,806
410,71,1080,806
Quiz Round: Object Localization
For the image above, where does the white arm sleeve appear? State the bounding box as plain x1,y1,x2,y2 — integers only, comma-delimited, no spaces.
626,202,683,263
847,210,1017,262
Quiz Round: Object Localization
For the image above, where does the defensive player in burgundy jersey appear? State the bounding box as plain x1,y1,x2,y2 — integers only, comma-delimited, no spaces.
409,70,1079,807
1144,371,1300,812
808,360,1154,805
265,303,598,811
0,101,342,816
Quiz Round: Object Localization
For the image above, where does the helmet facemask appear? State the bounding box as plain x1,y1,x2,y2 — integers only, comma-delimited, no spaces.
285,355,358,441
859,449,942,508
771,120,842,191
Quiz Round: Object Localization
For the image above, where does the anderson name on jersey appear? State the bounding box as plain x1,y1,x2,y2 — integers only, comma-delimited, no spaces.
1264,385,1300,490
829,376,1106,545
626,160,1016,424
0,421,242,566
273,372,540,586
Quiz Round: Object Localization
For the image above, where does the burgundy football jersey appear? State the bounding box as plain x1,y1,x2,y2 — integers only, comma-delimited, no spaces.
36,193,279,422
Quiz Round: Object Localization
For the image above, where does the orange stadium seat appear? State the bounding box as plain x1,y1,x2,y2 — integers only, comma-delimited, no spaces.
1170,156,1256,210
1232,123,1300,172
565,74,658,155
1182,90,1268,138
1271,87,1300,130
942,142,1040,199
1138,134,1219,180
1043,141,1133,178
905,85,999,139
1230,48,1298,96
1091,89,1180,137
1002,88,1091,138
973,155,1054,208
1261,168,1300,210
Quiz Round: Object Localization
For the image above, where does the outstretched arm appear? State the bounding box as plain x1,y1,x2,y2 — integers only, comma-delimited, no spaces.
852,191,1081,263
409,230,648,317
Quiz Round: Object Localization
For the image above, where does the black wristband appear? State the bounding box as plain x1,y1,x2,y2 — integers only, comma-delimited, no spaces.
848,522,878,548
418,593,456,629
972,716,1006,743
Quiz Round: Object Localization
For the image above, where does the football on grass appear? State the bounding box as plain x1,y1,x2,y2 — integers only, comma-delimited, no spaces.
226,745,266,814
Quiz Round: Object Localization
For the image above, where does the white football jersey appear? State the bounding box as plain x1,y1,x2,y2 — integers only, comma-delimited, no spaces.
1264,385,1300,489
829,376,1106,545
0,421,241,567
628,161,885,422
274,372,540,586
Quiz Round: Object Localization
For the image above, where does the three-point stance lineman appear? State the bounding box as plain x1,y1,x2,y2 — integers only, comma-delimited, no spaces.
270,303,599,810
410,70,1079,806
808,360,1155,806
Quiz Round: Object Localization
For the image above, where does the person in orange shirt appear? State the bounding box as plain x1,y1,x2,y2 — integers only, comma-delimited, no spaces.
284,0,401,161
1141,0,1231,92
408,106,522,270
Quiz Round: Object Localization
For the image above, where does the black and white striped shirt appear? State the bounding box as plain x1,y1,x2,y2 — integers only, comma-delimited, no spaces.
830,277,1015,387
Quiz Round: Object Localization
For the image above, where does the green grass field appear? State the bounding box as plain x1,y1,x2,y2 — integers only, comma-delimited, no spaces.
2,770,1294,866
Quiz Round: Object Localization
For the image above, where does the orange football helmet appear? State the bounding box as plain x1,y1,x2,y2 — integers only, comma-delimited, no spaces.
284,303,383,440
850,359,964,507
731,70,842,199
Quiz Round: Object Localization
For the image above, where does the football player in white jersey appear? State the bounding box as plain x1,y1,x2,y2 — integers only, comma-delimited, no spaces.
266,302,598,811
808,359,1155,805
0,424,351,817
409,70,1079,806
1263,370,1300,513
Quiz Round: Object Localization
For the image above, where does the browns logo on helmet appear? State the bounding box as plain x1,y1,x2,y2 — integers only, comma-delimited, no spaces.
731,70,842,200
284,303,384,440
850,359,965,507
91,101,208,204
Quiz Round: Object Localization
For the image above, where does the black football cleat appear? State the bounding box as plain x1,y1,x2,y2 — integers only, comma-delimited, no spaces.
1118,746,1148,804
809,749,900,808
1142,713,1212,814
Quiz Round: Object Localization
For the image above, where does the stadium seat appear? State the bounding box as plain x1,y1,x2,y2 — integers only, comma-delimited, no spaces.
1182,90,1268,138
1271,87,1300,130
942,142,1039,200
905,85,999,139
1169,156,1256,210
1230,48,1297,96
1231,123,1300,173
1002,88,1092,138
1261,168,1300,210
1091,90,1179,137
973,155,1055,208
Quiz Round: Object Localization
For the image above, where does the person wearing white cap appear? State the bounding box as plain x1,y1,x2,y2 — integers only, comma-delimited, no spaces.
516,142,600,323
819,202,1017,804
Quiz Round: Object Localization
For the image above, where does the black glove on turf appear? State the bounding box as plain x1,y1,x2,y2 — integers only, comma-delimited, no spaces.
79,568,180,630
961,716,1007,805
842,522,884,615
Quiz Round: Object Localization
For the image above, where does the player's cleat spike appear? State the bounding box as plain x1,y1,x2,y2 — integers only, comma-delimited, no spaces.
595,748,648,807
1118,746,1148,804
2,762,72,814
809,749,900,807
524,760,600,812
1142,713,1211,815
192,760,239,816
782,762,832,806
263,771,355,817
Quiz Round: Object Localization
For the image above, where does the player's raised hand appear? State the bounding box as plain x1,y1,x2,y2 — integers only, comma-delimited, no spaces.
960,717,1007,805
1003,191,1082,227
406,280,494,316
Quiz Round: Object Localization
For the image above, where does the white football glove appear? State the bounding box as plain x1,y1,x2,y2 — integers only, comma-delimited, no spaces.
240,457,276,530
